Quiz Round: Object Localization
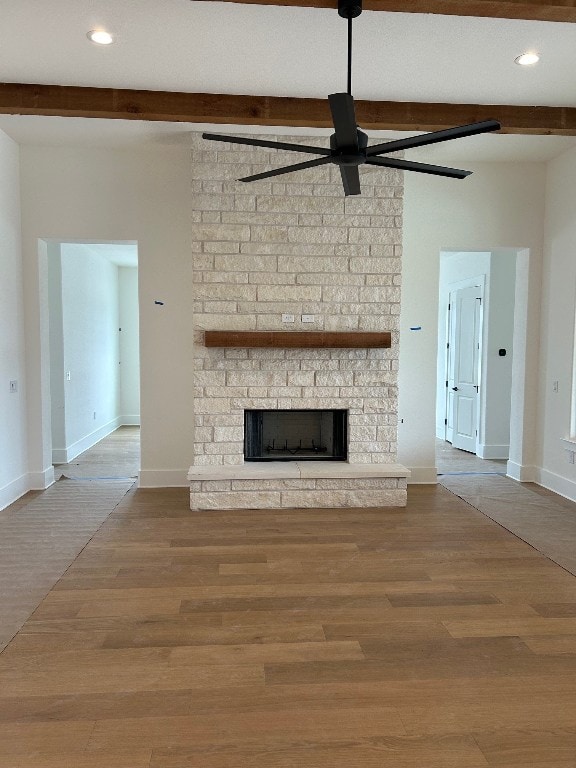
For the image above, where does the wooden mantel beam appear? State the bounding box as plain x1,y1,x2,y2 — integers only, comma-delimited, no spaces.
2,82,576,135
195,0,576,23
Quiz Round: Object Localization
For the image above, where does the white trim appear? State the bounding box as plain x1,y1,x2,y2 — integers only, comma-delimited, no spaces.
28,466,56,489
506,461,537,482
53,417,139,465
121,414,140,426
536,467,576,504
65,417,123,461
407,466,438,484
0,474,31,511
476,443,509,460
139,469,189,487
52,448,69,464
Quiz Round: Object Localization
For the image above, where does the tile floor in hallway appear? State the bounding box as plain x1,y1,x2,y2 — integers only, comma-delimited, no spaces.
436,438,508,475
0,428,140,652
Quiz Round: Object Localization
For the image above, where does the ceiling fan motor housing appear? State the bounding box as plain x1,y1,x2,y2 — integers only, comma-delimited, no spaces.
330,129,368,166
338,0,362,19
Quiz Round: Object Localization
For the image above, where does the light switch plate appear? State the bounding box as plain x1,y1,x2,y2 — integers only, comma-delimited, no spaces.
302,314,315,323
282,314,295,323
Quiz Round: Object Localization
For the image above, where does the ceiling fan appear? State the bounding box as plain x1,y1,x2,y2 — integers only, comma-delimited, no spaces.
202,0,501,196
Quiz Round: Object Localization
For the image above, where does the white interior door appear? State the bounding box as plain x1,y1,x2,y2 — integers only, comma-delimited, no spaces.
447,285,482,453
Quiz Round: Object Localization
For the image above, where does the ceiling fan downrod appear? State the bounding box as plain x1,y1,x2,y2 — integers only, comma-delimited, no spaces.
338,0,362,96
202,0,501,195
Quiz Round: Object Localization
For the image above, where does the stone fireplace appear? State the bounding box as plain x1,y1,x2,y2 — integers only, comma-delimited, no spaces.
188,132,408,509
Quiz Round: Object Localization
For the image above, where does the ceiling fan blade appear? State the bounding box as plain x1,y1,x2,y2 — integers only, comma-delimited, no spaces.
366,156,471,179
339,165,361,196
203,133,331,156
239,156,332,183
366,120,501,157
328,93,359,149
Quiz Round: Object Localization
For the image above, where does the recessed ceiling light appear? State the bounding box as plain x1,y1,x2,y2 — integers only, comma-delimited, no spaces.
515,52,540,66
87,30,114,45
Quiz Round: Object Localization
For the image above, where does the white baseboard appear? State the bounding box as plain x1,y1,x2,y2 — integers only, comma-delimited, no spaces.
407,466,438,484
1,465,57,510
536,467,576,504
477,443,509,460
28,466,55,489
52,447,69,464
121,415,140,426
506,461,537,482
0,473,30,511
53,416,140,465
139,469,189,488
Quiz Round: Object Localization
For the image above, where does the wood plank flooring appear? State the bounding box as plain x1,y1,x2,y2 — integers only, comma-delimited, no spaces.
2,485,576,767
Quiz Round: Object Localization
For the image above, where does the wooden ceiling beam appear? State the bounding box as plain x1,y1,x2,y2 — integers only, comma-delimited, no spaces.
196,0,576,23
2,82,576,135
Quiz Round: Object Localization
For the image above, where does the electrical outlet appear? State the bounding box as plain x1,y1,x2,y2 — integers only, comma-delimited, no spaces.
66,371,71,381
281,314,295,323
553,380,559,393
9,380,17,393
93,411,97,420
302,314,315,323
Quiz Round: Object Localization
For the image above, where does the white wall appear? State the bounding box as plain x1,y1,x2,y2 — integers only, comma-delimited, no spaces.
7,138,565,498
538,145,576,499
118,266,140,422
0,131,28,509
482,250,516,458
400,162,546,482
60,243,120,459
47,243,66,458
20,145,192,487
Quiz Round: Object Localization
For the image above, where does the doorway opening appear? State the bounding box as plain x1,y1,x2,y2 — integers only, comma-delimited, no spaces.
436,249,518,476
46,241,140,480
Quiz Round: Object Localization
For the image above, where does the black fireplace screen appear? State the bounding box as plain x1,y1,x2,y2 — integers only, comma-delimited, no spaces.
244,409,347,461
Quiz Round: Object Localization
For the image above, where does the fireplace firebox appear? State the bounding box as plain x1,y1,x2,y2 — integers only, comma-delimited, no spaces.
244,409,347,462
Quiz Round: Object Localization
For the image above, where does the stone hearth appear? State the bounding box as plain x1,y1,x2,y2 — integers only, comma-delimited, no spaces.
189,461,408,510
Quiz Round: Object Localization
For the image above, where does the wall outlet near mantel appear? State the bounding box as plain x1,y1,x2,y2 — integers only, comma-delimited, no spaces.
281,314,295,323
302,315,315,323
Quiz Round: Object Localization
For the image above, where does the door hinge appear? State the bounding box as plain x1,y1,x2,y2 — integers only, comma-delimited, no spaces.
446,342,450,349
476,430,478,436
448,303,451,310
444,418,448,425
445,380,448,388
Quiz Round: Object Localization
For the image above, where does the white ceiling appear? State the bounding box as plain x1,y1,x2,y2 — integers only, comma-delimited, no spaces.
1,0,576,161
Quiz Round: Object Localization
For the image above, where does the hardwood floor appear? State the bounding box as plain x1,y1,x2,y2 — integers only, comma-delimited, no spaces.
2,485,576,766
